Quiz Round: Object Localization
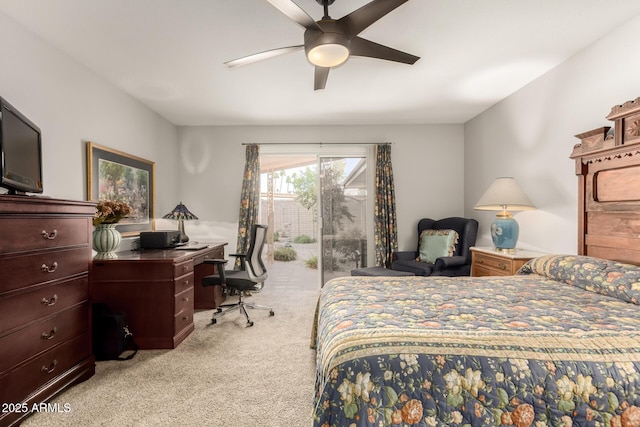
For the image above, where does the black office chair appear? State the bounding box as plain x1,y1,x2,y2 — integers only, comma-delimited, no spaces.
202,224,274,327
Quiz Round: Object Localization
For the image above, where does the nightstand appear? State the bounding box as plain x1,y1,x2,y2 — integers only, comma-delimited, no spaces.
470,246,546,277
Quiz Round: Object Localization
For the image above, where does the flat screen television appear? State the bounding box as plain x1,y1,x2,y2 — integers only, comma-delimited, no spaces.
0,97,43,195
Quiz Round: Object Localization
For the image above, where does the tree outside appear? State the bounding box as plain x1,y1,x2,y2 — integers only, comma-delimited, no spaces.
260,156,367,280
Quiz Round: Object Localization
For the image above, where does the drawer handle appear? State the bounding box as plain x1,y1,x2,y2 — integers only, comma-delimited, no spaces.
183,297,189,302
41,359,57,374
477,259,484,264
183,279,190,286
41,327,57,340
41,229,58,240
183,265,190,272
41,294,58,306
41,262,59,273
499,263,507,270
182,315,190,321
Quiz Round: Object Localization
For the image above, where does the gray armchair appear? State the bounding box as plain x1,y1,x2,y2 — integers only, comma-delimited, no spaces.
392,217,478,277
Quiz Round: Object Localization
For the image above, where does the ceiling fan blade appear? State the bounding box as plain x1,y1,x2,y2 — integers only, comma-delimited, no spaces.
314,66,329,91
266,0,323,32
224,45,304,68
338,0,410,38
349,37,419,65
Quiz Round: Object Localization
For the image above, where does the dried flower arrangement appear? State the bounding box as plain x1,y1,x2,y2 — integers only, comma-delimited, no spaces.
93,200,132,226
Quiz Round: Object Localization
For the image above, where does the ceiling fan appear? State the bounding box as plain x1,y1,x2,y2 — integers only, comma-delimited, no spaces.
225,0,420,90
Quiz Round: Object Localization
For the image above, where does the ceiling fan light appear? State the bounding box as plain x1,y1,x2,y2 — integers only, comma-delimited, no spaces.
307,43,349,67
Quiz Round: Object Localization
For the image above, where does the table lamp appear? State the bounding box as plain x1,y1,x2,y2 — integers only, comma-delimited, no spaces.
474,177,535,252
163,202,198,243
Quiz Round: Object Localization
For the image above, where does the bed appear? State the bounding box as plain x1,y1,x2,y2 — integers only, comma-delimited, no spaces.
312,97,640,427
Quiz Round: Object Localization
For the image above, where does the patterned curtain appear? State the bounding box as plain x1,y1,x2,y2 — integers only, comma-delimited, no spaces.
374,144,398,268
236,144,260,268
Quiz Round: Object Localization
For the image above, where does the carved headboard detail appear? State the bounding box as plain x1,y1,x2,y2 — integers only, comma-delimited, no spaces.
571,97,640,266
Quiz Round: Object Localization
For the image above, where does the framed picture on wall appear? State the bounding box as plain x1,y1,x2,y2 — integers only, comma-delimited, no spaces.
86,141,156,236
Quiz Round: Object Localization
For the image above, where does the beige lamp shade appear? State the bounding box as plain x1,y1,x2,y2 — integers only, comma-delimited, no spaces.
474,177,535,251
474,177,536,212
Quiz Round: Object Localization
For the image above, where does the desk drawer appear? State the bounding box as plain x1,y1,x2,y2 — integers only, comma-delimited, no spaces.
0,332,91,405
174,287,194,335
192,247,224,265
0,217,90,254
174,260,194,278
0,277,88,334
92,260,174,281
0,247,89,294
0,303,89,374
174,287,194,316
174,309,193,335
174,272,194,295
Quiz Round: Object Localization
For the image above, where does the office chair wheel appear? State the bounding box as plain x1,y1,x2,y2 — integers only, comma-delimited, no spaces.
247,321,254,327
216,308,222,313
269,310,274,316
211,318,217,325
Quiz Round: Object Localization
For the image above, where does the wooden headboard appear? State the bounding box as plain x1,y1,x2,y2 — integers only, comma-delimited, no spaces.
571,97,640,265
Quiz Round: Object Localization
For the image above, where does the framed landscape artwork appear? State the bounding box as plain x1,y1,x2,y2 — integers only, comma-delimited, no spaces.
87,142,156,236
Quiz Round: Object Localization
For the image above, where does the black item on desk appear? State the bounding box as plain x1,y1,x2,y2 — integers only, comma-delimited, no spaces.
92,303,139,361
139,230,181,249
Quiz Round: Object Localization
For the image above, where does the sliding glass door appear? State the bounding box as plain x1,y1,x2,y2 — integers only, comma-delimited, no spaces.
318,156,368,285
259,146,372,288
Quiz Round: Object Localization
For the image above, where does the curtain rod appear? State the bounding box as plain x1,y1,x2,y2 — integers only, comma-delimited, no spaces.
241,142,391,146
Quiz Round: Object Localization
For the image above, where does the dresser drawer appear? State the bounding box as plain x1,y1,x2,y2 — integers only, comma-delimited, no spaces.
471,248,539,277
476,254,511,270
174,259,194,278
0,247,89,294
472,264,500,277
0,332,91,405
0,303,89,374
0,217,90,254
473,252,512,274
0,277,88,334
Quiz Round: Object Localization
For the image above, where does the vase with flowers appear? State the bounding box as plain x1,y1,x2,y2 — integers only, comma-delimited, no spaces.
92,200,131,258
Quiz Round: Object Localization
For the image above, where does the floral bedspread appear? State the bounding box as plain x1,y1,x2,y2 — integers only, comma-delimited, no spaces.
312,255,640,427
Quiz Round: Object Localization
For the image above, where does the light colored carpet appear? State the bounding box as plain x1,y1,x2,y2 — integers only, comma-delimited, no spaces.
22,268,320,427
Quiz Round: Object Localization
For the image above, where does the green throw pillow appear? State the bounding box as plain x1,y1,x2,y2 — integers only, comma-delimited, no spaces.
417,229,459,263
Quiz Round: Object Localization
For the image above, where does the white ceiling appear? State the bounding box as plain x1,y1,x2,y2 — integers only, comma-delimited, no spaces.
1,0,640,126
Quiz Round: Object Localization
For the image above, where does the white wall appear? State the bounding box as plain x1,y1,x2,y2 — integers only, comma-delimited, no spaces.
177,124,464,253
0,10,463,257
0,12,179,236
464,14,640,254
10,4,635,258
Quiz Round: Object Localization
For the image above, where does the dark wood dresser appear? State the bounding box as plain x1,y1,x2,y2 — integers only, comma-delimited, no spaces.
91,243,226,350
0,196,95,427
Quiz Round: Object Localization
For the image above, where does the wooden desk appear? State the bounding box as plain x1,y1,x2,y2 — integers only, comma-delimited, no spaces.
91,243,226,349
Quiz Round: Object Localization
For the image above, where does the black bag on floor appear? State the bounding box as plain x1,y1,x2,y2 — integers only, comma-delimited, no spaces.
92,303,139,361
